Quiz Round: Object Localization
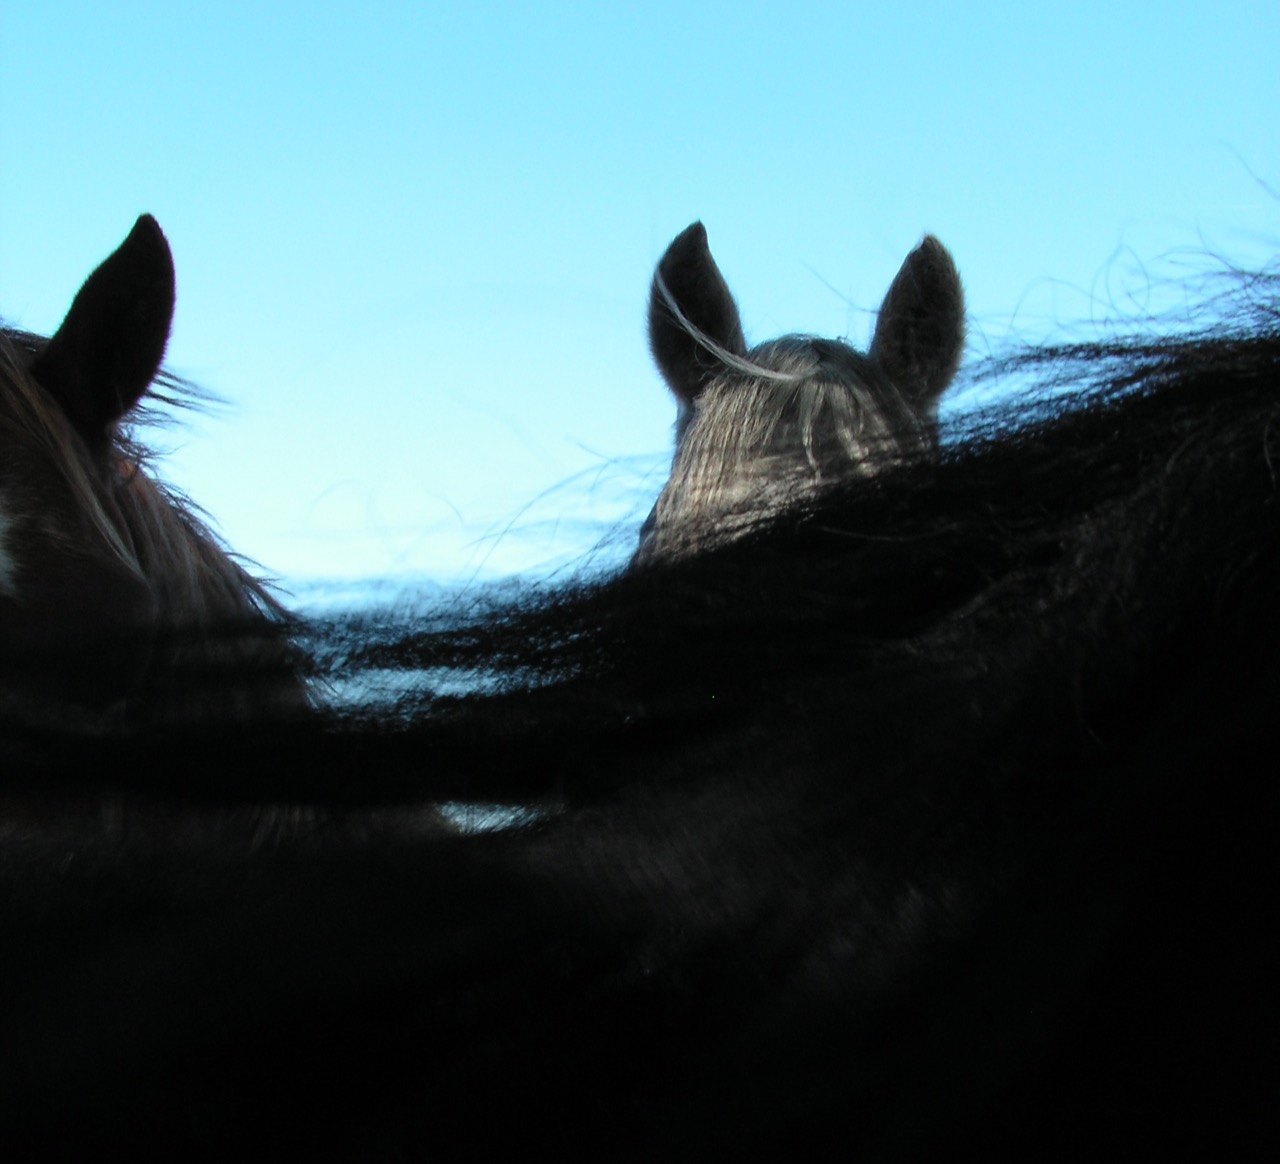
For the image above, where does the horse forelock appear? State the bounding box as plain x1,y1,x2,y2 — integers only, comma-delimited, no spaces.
641,334,935,561
118,467,285,625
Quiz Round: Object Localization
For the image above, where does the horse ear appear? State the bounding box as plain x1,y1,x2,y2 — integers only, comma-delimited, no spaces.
31,215,175,445
869,235,964,408
648,222,747,406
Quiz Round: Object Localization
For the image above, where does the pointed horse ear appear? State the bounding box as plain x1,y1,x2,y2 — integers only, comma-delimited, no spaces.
648,222,748,407
31,215,175,447
869,235,965,409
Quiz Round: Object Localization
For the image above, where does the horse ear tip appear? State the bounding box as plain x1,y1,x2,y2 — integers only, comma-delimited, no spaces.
128,215,173,265
667,221,709,256
914,234,948,261
129,214,163,241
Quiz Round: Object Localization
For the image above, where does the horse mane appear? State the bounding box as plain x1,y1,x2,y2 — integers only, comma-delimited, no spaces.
2,263,1278,1158
1,324,283,623
640,333,931,558
348,264,1280,713
0,322,302,732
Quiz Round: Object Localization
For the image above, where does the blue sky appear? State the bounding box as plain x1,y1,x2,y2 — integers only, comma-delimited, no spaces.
2,2,1276,587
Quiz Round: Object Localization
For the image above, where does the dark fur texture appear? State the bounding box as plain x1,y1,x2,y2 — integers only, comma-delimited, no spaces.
1,231,1278,1160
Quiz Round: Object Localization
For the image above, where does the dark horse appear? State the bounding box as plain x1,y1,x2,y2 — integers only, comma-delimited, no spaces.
0,217,299,728
1,220,1277,1161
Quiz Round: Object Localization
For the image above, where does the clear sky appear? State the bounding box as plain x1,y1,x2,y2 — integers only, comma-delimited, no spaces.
2,2,1276,589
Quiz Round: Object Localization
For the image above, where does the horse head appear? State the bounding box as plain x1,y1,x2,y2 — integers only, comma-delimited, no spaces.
638,222,964,562
0,218,298,719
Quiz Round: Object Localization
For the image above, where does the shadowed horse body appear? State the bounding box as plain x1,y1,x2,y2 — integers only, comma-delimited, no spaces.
1,222,1277,1160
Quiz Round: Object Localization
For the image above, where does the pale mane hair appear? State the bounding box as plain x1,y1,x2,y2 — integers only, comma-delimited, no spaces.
645,272,934,558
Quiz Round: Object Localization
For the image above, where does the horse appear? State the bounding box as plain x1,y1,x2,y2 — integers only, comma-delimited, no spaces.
0,216,300,727
1,224,1277,1161
637,222,965,562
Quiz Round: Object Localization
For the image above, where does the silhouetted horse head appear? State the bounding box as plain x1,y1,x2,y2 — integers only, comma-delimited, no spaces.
0,217,299,719
637,222,964,561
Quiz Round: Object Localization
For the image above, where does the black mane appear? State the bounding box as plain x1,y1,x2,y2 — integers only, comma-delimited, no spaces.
3,272,1279,1160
